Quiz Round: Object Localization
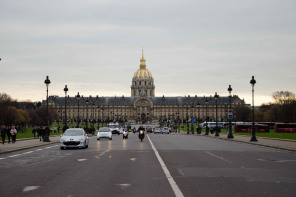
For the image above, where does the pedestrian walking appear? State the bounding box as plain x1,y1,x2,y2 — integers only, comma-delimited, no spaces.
6,126,11,144
32,127,36,138
1,125,6,144
10,126,17,143
38,127,44,141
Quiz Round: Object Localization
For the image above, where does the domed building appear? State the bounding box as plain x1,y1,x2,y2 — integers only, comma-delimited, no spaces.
47,51,245,125
131,51,155,97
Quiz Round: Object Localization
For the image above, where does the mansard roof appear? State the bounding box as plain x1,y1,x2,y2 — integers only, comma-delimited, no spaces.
46,95,244,106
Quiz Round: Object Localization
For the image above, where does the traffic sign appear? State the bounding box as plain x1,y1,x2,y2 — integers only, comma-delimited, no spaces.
228,114,233,119
228,109,232,113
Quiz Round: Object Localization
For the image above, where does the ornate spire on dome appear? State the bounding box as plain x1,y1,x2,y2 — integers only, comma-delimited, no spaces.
140,49,146,69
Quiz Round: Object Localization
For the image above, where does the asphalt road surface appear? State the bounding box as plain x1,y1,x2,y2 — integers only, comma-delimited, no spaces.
0,133,295,197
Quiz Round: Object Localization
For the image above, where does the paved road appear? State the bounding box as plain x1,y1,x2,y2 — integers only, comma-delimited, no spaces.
0,133,295,197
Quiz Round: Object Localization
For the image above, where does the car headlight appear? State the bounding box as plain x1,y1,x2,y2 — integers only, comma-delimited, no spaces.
80,138,85,142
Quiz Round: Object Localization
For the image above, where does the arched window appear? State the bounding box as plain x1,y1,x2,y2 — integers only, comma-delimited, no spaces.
139,81,141,85
145,81,147,85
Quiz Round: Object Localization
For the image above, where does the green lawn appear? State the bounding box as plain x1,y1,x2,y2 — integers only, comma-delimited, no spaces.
8,122,108,140
179,125,296,140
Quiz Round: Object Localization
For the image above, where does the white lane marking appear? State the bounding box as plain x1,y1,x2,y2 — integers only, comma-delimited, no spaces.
8,154,22,158
23,186,40,192
95,150,110,159
147,135,184,197
0,158,5,160
205,151,232,164
77,159,87,162
35,149,43,151
118,184,131,187
23,151,34,154
178,168,184,176
130,158,136,161
275,160,296,163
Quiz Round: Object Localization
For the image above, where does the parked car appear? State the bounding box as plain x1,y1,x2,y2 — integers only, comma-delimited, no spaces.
60,128,89,149
162,127,170,134
97,127,112,140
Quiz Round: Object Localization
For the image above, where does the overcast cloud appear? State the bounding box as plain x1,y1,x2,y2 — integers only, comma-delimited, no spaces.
0,0,295,105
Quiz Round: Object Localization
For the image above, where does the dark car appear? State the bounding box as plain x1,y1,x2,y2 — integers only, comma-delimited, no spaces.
146,127,154,133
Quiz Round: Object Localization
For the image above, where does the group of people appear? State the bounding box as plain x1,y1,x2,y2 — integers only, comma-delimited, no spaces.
1,125,18,144
32,126,51,141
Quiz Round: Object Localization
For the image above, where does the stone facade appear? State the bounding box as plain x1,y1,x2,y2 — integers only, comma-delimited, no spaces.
46,52,245,124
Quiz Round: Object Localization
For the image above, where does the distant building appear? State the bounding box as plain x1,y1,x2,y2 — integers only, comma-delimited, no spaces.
46,51,245,124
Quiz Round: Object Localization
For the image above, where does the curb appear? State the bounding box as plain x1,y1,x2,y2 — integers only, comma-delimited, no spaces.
0,141,59,155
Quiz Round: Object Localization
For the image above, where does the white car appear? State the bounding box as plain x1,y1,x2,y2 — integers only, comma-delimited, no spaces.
162,127,170,134
60,128,89,149
154,127,162,134
97,127,112,140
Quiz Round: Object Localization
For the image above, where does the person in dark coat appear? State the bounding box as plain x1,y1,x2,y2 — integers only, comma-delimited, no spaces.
6,126,11,144
32,127,37,138
1,125,6,144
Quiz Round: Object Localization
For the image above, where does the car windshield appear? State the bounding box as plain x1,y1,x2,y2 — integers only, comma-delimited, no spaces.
99,128,110,132
64,129,84,136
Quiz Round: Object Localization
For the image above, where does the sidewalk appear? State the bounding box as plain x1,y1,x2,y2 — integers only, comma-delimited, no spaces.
0,136,60,155
199,132,296,152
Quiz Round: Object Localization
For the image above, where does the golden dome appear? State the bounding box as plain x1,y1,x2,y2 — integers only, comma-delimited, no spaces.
133,50,153,80
133,68,153,79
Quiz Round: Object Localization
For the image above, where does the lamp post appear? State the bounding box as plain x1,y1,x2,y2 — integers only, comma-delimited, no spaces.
205,97,209,135
97,105,100,130
227,85,234,138
43,76,51,142
176,112,180,133
191,104,194,134
196,102,201,134
85,97,89,129
214,92,219,137
76,92,80,128
63,85,68,132
92,102,95,131
101,107,104,127
186,107,189,134
250,76,258,142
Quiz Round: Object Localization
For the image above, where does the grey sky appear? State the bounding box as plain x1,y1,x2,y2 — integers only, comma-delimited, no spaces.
0,0,295,105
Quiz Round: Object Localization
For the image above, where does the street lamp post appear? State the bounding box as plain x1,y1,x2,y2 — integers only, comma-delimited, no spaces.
186,108,189,134
214,92,219,137
63,85,68,132
101,107,104,127
97,105,100,130
191,104,194,134
250,76,258,142
85,98,89,130
196,102,201,134
43,76,51,142
205,97,209,135
76,92,80,128
92,102,95,132
227,85,234,138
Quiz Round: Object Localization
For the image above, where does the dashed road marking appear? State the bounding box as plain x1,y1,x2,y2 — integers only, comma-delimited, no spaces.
205,151,232,163
23,186,40,192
